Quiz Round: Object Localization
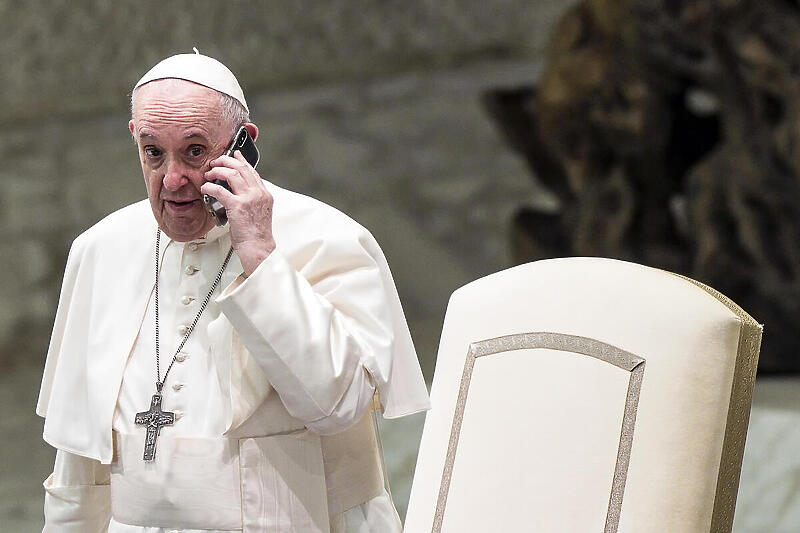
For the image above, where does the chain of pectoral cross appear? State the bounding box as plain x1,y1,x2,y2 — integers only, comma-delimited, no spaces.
134,229,234,462
154,229,234,393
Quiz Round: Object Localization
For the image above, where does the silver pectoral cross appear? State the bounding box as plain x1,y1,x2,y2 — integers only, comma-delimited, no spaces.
134,393,174,461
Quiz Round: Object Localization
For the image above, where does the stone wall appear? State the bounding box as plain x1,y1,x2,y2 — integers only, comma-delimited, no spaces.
0,0,567,126
0,0,573,370
3,3,800,531
0,2,574,527
0,58,556,373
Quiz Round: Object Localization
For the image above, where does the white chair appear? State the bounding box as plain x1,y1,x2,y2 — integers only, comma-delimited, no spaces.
404,258,761,533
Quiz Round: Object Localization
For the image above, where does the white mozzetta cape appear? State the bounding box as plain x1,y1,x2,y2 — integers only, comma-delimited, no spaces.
37,181,430,465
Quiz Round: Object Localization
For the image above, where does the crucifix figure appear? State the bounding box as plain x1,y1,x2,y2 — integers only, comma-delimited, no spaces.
134,393,175,461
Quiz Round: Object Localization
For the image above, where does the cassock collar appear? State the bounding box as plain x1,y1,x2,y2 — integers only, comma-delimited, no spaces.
160,222,231,247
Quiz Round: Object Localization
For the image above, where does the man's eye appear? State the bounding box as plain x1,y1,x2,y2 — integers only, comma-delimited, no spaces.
144,147,161,158
188,145,205,158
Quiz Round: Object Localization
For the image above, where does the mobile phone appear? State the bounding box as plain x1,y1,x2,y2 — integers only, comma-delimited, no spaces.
202,125,260,226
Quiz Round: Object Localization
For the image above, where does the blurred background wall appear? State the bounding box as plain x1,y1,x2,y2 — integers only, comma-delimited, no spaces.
0,1,798,531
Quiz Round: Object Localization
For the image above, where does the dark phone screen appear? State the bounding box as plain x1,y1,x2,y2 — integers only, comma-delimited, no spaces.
203,126,260,225
225,126,259,169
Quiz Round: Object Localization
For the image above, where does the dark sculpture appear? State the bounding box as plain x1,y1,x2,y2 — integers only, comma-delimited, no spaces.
485,0,800,373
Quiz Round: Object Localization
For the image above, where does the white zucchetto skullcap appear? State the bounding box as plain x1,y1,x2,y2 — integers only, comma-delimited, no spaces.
134,49,249,112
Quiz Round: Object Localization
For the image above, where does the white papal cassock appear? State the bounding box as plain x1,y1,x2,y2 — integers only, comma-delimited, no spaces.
37,181,430,532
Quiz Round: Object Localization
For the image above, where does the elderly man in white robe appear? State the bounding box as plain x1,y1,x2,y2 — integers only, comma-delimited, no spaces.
36,51,430,533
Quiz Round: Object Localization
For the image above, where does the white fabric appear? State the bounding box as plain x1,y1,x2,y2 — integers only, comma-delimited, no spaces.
43,448,401,533
43,452,111,533
105,411,385,531
113,224,233,439
405,258,760,533
134,51,250,111
39,181,426,531
110,433,245,530
330,491,402,533
37,181,429,463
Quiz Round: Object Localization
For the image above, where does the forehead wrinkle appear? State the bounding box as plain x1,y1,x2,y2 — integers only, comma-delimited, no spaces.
137,129,213,145
136,121,214,144
136,101,219,126
133,79,225,131
134,107,221,144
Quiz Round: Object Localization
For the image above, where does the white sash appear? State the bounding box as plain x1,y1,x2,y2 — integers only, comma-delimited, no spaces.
110,412,384,532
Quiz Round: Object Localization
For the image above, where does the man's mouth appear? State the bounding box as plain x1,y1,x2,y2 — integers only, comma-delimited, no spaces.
164,199,201,211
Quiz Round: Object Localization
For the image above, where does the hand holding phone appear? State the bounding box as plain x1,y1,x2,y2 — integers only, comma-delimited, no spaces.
203,126,260,226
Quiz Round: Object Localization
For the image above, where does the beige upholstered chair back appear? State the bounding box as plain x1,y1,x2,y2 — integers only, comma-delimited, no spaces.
404,258,761,533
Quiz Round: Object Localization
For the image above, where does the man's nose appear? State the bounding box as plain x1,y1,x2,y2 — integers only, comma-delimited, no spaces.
163,158,189,191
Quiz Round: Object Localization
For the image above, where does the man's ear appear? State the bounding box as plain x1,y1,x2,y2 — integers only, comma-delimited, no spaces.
129,119,135,136
244,122,259,142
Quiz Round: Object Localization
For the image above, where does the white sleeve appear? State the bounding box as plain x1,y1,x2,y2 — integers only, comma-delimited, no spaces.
42,449,111,532
217,242,392,435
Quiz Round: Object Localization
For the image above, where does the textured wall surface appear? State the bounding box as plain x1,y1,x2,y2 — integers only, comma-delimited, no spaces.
0,0,570,370
0,1,568,529
0,0,568,126
2,2,797,531
0,58,553,373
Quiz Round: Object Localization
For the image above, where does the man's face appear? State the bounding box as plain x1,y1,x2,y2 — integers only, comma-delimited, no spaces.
129,79,231,242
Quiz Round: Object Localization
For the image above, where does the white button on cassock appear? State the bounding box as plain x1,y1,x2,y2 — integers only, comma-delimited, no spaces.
172,382,184,391
178,325,189,336
181,295,194,305
175,352,188,362
188,242,200,251
185,265,199,276
173,410,183,420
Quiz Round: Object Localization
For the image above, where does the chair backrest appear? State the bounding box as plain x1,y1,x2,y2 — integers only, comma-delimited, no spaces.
404,258,761,533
